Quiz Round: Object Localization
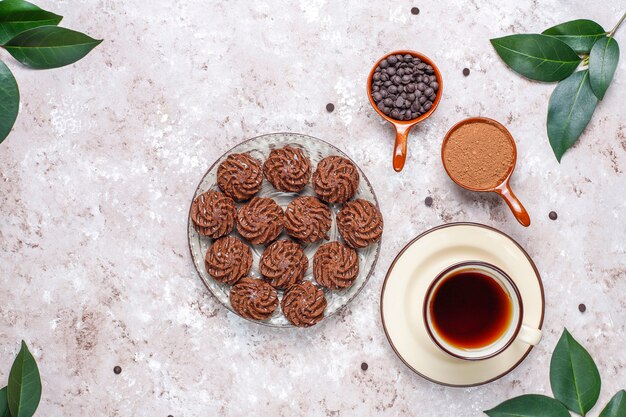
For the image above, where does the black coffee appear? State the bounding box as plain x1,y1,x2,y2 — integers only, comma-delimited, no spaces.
430,271,512,349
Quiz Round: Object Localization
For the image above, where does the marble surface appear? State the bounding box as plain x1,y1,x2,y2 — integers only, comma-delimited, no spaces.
0,0,625,416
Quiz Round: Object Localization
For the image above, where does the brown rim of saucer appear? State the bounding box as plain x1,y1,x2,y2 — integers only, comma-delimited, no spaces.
423,261,524,361
380,222,545,387
187,132,382,328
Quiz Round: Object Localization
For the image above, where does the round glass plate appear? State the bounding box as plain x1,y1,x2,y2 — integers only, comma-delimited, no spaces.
187,132,382,327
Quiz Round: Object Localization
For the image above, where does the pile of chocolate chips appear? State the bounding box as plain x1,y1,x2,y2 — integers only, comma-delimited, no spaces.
371,54,439,121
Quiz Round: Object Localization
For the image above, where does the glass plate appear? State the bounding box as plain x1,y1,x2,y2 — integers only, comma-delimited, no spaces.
187,132,381,327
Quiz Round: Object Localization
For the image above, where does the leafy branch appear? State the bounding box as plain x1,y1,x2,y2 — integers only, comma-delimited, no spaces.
0,0,102,145
485,329,625,417
491,13,624,162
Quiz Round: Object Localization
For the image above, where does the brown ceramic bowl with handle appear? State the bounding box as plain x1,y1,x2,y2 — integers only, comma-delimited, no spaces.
441,117,531,227
367,50,443,172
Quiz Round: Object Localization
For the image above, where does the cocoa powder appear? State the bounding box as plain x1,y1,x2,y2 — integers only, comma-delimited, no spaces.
443,122,515,190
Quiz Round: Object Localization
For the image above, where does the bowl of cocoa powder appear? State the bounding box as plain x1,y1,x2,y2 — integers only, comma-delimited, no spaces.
441,117,530,227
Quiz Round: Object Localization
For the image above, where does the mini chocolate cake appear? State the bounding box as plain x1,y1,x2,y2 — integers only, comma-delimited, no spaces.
313,241,359,290
336,199,383,248
205,236,252,285
284,196,332,243
230,277,279,320
312,156,360,204
237,197,284,245
260,240,308,289
263,145,312,192
217,153,263,201
281,281,327,327
190,190,236,238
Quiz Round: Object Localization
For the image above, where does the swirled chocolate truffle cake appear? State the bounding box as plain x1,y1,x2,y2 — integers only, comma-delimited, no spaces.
336,199,383,248
237,197,284,245
312,156,359,204
313,241,359,290
205,236,252,285
217,153,263,201
260,240,308,290
284,196,331,243
263,145,312,193
281,281,327,327
230,277,279,320
190,190,236,238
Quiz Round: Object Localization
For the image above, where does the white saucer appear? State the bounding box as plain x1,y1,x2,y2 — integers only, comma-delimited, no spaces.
380,222,544,387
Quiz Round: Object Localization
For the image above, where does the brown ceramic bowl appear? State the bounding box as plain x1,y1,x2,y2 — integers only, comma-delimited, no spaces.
441,117,530,227
367,50,443,172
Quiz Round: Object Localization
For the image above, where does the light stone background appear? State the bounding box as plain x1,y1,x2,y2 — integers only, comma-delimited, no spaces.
0,0,625,416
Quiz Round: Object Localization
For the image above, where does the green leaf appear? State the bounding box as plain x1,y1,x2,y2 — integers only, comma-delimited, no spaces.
490,34,581,82
3,26,102,69
0,59,20,145
7,341,42,417
547,70,598,161
543,19,606,53
589,36,620,100
599,390,626,417
0,387,10,417
0,0,62,44
550,329,601,415
484,394,571,417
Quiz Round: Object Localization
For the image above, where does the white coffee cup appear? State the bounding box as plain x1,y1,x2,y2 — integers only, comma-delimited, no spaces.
423,261,542,360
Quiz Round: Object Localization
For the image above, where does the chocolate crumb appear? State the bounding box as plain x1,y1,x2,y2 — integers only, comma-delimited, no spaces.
113,366,122,374
578,303,586,313
411,7,420,15
463,68,470,76
361,362,368,371
326,103,335,113
424,196,433,207
549,211,558,220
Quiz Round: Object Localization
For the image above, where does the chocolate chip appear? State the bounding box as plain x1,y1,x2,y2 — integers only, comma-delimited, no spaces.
578,303,586,313
463,68,470,76
411,7,420,14
370,53,439,121
425,196,433,206
326,103,335,112
361,362,368,371
549,211,558,220
114,366,122,374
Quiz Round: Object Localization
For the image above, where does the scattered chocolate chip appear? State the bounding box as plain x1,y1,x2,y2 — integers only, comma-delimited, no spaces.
361,362,368,371
326,103,335,113
424,196,433,206
549,211,558,220
113,366,122,374
578,303,586,313
411,7,420,15
462,68,470,76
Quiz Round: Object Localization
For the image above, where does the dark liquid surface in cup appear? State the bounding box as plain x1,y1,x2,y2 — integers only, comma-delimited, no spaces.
430,271,512,349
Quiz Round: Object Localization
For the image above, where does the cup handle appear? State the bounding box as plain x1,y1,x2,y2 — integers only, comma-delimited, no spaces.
496,183,531,227
516,324,542,346
393,124,412,172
